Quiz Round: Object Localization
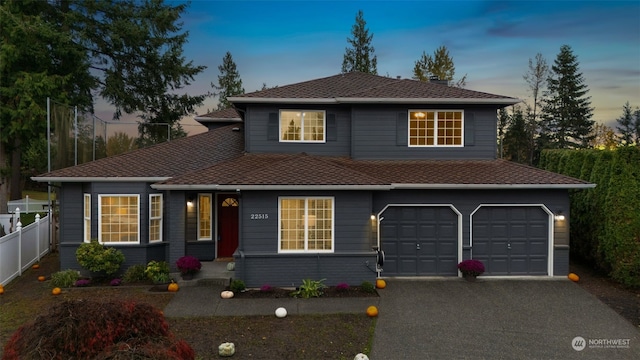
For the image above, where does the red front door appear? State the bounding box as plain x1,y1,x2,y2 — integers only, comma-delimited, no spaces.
217,195,239,257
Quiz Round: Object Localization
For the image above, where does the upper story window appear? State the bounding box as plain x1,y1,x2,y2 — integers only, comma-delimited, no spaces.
280,110,325,142
98,195,139,244
409,110,463,147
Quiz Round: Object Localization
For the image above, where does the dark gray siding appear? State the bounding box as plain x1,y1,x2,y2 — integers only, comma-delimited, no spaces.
351,105,499,159
183,192,216,261
244,105,351,156
59,182,172,273
235,190,377,287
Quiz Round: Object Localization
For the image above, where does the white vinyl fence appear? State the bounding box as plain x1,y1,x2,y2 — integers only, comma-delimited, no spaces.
0,213,50,286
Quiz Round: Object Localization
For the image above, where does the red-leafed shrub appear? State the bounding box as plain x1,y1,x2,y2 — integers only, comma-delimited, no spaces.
3,299,194,360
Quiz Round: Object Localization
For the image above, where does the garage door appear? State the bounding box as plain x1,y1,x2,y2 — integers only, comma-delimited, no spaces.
472,206,549,275
380,206,459,276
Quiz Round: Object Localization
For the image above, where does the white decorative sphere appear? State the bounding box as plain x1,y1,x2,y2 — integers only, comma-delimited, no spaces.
354,353,369,360
275,307,287,318
218,342,235,357
226,262,235,271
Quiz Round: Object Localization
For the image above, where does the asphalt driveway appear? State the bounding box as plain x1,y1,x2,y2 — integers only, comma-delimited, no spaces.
370,279,640,359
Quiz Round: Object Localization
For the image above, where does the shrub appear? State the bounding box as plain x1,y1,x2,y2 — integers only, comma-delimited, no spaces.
145,261,171,284
75,279,90,287
335,282,350,291
123,264,148,283
2,299,194,360
75,239,125,276
457,259,485,277
50,269,80,288
360,281,375,293
291,278,326,298
229,279,245,293
176,256,201,275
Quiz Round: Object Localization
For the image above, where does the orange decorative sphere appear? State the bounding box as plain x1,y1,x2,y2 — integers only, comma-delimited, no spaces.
167,282,179,292
568,273,580,282
32,264,40,269
366,305,379,317
52,287,61,295
375,279,386,289
38,276,45,282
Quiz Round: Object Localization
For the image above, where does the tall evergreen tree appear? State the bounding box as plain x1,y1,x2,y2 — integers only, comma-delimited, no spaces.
213,51,244,110
503,106,533,163
341,10,377,74
0,0,207,210
497,108,509,158
634,108,640,145
413,45,466,87
539,45,594,149
616,102,636,145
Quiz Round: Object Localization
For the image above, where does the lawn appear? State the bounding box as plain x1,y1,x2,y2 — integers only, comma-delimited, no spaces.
0,253,375,359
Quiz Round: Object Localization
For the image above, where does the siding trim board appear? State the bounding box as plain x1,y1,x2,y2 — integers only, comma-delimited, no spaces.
376,204,463,277
469,204,554,276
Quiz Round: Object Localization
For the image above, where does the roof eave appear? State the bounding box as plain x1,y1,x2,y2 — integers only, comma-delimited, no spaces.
391,183,596,189
151,184,392,191
228,97,521,105
193,116,242,122
31,176,171,183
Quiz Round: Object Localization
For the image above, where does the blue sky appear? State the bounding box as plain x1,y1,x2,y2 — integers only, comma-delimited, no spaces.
97,0,640,134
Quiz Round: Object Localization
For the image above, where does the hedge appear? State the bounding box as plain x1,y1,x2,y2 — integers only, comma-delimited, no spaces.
539,147,640,287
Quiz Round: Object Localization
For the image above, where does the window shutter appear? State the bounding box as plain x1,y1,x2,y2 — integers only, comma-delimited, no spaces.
267,113,278,140
396,112,407,146
464,112,474,146
326,113,337,141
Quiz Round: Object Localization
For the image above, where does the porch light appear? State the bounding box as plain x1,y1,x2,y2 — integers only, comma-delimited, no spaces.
187,200,193,207
554,212,565,221
370,214,376,221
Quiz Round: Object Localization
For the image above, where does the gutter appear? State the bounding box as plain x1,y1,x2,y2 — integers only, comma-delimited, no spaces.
227,97,521,106
390,183,596,190
31,176,171,183
151,184,393,191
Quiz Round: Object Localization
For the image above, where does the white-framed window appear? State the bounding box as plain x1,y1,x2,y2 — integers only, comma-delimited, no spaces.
98,195,139,244
280,110,326,142
83,194,91,242
149,194,163,242
278,197,334,253
198,194,212,240
409,110,464,146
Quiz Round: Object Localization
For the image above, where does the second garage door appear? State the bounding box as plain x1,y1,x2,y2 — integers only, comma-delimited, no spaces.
472,206,550,275
380,206,459,276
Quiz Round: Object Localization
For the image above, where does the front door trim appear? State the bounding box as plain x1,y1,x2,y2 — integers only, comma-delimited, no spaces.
215,193,239,258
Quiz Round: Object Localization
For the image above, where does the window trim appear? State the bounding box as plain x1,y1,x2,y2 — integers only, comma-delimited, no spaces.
197,193,213,241
149,194,163,243
278,196,334,254
83,194,91,243
279,110,327,143
408,109,464,147
97,194,140,245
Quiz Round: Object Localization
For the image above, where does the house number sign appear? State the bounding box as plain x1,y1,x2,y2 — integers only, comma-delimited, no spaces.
250,213,269,220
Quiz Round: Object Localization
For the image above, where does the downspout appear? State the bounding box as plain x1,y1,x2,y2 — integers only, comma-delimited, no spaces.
236,189,244,280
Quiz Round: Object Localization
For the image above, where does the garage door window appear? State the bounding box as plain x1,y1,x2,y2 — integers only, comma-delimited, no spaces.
279,197,333,252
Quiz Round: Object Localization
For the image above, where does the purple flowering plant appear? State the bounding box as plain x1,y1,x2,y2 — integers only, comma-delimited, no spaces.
335,282,350,291
260,284,273,292
176,256,202,275
457,259,485,277
75,279,90,287
110,278,122,286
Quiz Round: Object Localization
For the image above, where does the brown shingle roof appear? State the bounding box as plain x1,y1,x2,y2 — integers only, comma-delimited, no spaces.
33,125,244,180
196,107,241,120
154,153,592,190
229,72,518,103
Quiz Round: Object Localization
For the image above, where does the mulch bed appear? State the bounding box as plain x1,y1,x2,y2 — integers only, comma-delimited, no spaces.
232,286,379,298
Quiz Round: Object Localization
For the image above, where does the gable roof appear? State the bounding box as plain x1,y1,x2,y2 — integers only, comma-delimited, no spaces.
151,152,593,191
228,72,520,106
194,107,242,124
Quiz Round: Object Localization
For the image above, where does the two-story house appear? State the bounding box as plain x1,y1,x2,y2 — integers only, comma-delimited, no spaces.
33,72,593,287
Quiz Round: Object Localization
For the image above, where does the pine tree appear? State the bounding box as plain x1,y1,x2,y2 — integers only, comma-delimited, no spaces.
213,51,244,110
634,108,640,144
413,46,466,87
616,102,636,145
539,45,594,149
341,10,377,74
503,106,533,163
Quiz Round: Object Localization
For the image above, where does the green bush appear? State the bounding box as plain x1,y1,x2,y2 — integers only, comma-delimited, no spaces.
75,240,125,276
229,279,246,293
145,261,170,284
291,278,326,298
123,264,148,283
51,269,80,288
360,281,376,293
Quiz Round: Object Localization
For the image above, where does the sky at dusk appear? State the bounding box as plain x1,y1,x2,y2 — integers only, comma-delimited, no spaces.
95,0,640,135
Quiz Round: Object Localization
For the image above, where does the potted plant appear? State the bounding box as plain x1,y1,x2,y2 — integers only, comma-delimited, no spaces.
457,259,485,281
176,256,201,280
